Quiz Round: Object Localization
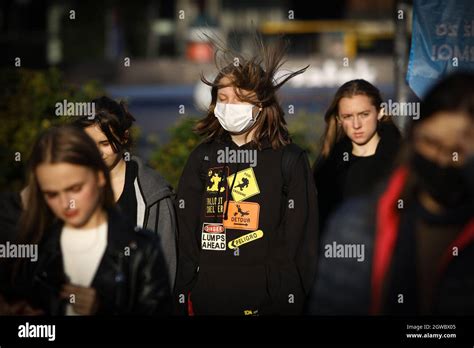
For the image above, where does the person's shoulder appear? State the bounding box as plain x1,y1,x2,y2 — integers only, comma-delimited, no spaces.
281,143,305,162
109,210,161,251
133,226,160,243
383,119,401,133
131,156,174,194
377,121,402,160
321,137,352,167
108,208,148,236
129,226,164,259
281,143,308,174
0,191,21,210
192,140,214,155
181,140,215,167
283,142,304,153
379,121,402,143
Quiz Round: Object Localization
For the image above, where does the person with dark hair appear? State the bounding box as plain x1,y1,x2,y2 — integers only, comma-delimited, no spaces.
175,39,319,315
74,96,178,290
314,79,401,233
5,125,171,315
307,72,474,315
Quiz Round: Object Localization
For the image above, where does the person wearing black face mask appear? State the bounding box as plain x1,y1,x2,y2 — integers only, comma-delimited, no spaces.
411,152,470,209
307,72,474,316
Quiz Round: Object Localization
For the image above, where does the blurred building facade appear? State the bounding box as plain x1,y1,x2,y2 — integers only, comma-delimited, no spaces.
1,0,405,85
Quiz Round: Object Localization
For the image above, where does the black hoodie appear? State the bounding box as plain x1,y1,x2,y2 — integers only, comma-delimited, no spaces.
175,136,319,315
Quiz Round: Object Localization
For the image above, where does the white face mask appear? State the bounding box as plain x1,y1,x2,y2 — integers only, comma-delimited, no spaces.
214,102,260,134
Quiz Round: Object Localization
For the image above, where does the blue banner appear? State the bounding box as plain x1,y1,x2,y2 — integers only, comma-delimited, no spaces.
407,0,474,98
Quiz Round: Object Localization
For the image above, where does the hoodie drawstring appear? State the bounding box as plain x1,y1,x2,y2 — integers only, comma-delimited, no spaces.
224,162,241,221
211,144,242,223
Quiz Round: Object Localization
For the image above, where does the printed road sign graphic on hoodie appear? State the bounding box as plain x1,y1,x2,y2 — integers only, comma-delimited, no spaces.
227,167,260,202
175,139,319,315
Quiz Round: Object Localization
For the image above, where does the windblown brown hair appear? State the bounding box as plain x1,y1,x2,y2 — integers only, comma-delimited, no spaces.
194,36,308,149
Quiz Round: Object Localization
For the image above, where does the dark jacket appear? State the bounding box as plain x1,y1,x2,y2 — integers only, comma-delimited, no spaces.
313,121,401,233
175,136,319,315
0,191,22,299
307,167,474,315
0,191,22,245
131,156,178,290
11,208,171,315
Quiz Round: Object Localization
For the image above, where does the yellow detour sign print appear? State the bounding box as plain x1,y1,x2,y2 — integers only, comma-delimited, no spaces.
227,167,260,202
228,230,264,249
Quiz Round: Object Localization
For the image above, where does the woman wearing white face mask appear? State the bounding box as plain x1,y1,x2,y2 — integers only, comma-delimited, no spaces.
174,39,319,316
213,101,261,135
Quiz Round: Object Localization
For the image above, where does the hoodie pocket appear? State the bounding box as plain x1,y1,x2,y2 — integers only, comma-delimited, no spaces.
190,264,270,315
273,262,305,315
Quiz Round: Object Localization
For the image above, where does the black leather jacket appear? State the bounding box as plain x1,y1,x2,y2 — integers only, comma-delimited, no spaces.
15,208,171,315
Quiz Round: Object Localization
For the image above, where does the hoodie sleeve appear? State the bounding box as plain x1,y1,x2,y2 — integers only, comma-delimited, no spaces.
174,144,207,314
276,151,319,314
156,197,178,291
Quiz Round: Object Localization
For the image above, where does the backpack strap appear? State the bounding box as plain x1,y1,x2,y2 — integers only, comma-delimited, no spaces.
197,142,213,185
282,143,305,197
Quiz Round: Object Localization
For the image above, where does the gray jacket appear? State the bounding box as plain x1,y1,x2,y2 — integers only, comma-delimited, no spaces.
132,156,177,289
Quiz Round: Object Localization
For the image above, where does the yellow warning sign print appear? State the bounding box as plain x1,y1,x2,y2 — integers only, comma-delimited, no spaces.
227,167,260,202
228,230,264,249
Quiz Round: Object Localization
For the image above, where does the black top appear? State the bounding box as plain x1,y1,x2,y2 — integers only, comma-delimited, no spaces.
0,191,22,244
0,191,23,298
344,153,381,197
313,122,401,233
116,160,138,225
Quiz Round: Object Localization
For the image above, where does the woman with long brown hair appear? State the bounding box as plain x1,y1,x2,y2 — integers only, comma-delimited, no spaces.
314,79,401,233
175,39,319,315
5,125,171,315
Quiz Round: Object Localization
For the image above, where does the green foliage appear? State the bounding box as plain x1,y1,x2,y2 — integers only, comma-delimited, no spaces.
149,117,201,189
287,110,325,165
0,68,104,191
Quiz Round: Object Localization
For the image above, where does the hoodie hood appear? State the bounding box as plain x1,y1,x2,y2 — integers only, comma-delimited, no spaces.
131,156,175,205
